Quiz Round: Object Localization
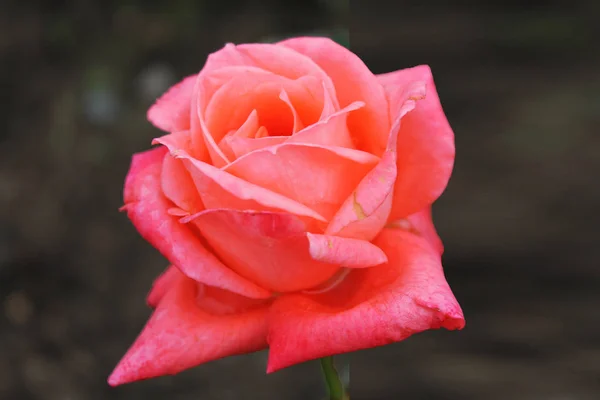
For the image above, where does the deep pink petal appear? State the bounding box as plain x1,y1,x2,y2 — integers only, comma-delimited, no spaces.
225,143,379,221
146,265,180,308
280,37,390,155
266,228,464,372
387,207,444,255
183,209,386,293
147,75,197,132
109,271,270,385
378,65,455,219
122,147,271,299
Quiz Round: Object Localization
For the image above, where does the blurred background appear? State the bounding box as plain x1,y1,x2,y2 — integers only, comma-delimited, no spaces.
1,0,599,399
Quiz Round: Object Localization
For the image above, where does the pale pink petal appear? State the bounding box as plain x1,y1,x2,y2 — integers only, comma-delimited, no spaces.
267,228,464,372
378,65,455,219
122,147,271,299
109,271,270,385
280,37,390,155
147,75,197,132
225,143,379,221
183,209,386,293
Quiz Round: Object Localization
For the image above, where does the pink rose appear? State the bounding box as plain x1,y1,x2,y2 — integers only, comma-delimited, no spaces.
109,37,464,385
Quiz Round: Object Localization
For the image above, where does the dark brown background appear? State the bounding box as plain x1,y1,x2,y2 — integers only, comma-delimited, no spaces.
1,1,599,399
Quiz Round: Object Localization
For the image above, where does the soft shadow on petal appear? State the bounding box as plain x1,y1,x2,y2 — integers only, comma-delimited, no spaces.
147,75,197,133
266,228,464,373
122,147,271,299
109,270,270,386
280,37,390,156
378,65,455,220
225,143,379,221
183,209,386,293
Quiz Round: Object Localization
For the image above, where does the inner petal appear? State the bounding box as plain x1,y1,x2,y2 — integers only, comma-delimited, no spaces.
204,71,324,144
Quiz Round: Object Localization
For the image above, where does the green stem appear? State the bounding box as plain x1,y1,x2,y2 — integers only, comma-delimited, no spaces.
320,356,349,400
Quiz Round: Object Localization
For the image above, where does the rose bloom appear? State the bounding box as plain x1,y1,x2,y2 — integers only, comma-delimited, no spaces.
109,37,464,386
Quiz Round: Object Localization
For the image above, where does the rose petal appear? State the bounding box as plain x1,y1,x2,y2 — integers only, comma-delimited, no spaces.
109,271,269,385
225,143,379,220
306,233,387,268
165,147,327,223
161,152,202,215
378,65,455,219
279,89,304,133
286,101,363,149
202,43,339,109
146,265,180,308
224,101,362,158
225,136,288,160
203,70,323,143
147,75,197,132
324,82,426,240
280,37,390,155
266,228,464,372
387,207,444,255
183,209,386,293
122,147,271,299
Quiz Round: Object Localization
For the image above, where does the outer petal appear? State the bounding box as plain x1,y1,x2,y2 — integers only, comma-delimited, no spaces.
183,209,387,293
146,265,180,308
280,37,390,155
387,207,444,255
378,65,455,219
108,270,270,385
266,228,464,372
147,75,197,132
224,143,379,221
122,147,271,299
